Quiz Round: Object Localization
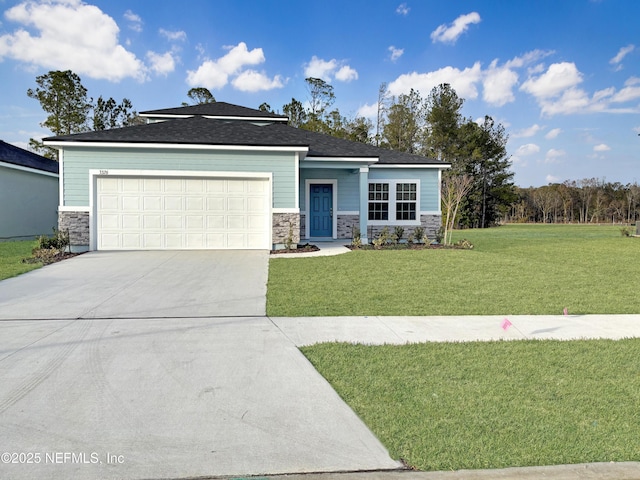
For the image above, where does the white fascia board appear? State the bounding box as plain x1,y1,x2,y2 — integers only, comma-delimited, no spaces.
370,163,450,169
202,115,288,122
59,206,90,212
138,114,193,119
43,141,309,154
273,208,300,214
0,160,59,178
88,169,274,180
304,156,378,164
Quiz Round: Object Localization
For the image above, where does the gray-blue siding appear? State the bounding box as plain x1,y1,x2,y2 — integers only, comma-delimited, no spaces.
61,147,297,208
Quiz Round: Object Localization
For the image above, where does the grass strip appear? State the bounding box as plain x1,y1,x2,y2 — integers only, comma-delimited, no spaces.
0,240,41,281
302,339,640,471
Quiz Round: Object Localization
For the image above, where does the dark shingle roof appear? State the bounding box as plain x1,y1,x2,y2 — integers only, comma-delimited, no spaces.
44,106,449,166
140,102,288,121
0,140,58,174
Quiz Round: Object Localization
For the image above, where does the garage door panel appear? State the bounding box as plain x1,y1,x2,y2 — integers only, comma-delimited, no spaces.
122,215,140,229
143,233,162,249
164,196,182,210
186,197,204,210
122,233,142,248
143,178,162,192
143,196,162,210
97,176,269,250
186,215,204,228
206,197,225,211
122,196,140,211
227,197,246,211
164,179,183,192
100,195,119,210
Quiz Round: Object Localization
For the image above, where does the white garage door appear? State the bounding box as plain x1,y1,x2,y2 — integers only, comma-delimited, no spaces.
96,176,270,250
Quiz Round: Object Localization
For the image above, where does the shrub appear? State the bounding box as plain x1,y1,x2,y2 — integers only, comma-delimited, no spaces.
413,226,425,244
351,225,362,248
453,238,474,249
393,226,404,244
620,227,632,237
372,227,390,249
24,228,70,265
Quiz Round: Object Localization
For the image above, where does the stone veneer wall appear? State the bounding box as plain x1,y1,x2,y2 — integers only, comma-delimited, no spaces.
272,212,300,245
58,210,90,250
365,214,442,241
337,215,359,239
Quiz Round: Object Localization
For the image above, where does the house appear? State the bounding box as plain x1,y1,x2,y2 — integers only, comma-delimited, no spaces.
43,102,449,251
0,140,59,241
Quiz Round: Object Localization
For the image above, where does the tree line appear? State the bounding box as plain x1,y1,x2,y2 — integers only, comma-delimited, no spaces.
507,179,640,225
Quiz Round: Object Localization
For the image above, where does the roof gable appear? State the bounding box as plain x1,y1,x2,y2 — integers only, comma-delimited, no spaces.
140,102,288,122
0,140,58,174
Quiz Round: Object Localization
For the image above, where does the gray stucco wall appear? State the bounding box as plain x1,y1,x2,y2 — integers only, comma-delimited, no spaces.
0,164,59,240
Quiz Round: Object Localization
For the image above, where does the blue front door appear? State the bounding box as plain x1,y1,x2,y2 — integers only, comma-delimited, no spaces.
310,184,333,237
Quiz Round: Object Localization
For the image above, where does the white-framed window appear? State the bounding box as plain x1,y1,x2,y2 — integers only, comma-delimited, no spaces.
368,180,420,224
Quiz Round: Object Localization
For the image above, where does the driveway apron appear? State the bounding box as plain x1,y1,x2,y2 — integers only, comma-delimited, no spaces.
0,252,400,479
0,250,268,319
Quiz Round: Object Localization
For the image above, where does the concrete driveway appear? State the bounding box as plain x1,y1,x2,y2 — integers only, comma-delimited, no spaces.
0,252,400,479
0,250,269,319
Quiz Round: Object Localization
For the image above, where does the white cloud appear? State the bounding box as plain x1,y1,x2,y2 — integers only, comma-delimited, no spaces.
335,65,358,82
593,143,610,152
388,46,404,62
512,124,542,138
159,28,187,42
610,77,640,103
186,42,267,89
545,148,565,163
304,55,357,83
304,56,337,81
147,51,175,76
546,174,560,183
231,70,284,92
396,3,410,15
545,128,562,139
357,103,378,120
388,62,483,100
430,12,481,44
610,44,634,70
0,0,147,81
515,143,540,156
124,9,142,32
482,60,518,106
505,49,555,69
518,62,637,115
520,62,583,98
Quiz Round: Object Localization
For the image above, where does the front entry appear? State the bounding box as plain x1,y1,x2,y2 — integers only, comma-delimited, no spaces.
309,184,333,237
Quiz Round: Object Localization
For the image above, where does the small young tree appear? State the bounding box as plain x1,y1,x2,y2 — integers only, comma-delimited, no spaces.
441,174,473,245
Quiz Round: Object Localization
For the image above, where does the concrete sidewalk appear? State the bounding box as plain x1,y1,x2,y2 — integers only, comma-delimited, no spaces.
212,462,640,479
270,314,640,346
264,314,640,480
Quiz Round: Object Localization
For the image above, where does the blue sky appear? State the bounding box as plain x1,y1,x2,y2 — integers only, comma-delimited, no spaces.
1,0,639,187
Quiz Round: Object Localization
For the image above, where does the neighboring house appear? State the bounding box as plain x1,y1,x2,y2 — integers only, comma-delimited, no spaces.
0,140,59,241
44,102,449,251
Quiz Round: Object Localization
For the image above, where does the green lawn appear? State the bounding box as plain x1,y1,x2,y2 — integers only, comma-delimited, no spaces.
267,224,640,316
0,240,41,281
302,340,640,471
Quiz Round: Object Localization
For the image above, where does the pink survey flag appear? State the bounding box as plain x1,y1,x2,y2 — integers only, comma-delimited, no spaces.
563,307,568,316
501,318,513,330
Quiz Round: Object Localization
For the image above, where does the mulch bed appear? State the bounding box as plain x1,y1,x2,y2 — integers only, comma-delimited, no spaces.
347,243,444,250
270,243,321,255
